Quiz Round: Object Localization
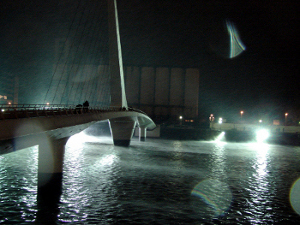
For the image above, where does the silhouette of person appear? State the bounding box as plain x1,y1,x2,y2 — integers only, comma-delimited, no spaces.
83,101,89,107
83,101,89,112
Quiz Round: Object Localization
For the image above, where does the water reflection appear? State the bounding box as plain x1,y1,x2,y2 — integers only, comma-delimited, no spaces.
0,147,38,223
59,133,120,223
1,138,300,224
59,134,90,223
170,141,185,173
211,139,227,180
246,143,274,224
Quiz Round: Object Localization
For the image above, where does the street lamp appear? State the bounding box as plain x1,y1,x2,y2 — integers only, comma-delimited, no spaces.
179,116,183,126
285,113,288,126
218,118,223,124
209,114,214,122
240,111,244,122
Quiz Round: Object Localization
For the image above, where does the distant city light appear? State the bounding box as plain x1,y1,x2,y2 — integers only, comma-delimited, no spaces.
218,118,223,124
240,111,244,121
209,114,214,122
179,116,183,120
1,109,5,112
46,102,50,105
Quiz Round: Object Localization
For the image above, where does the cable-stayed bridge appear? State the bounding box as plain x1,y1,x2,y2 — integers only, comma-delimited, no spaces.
0,0,156,205
0,104,155,149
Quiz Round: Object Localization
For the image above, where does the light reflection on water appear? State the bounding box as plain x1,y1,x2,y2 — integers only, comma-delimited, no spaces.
1,136,300,224
0,146,38,223
246,143,274,224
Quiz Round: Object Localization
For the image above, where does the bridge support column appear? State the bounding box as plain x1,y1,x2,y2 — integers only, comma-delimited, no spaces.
37,137,68,198
109,118,136,147
139,127,147,142
36,137,69,224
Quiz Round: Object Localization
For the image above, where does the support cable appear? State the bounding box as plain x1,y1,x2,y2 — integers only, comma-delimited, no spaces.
76,7,108,105
43,0,83,104
51,1,88,104
60,0,97,105
70,10,104,105
76,1,103,104
92,8,110,106
82,27,106,103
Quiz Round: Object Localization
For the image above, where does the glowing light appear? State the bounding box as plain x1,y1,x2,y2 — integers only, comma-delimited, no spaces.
256,129,270,142
1,109,4,112
67,132,101,148
46,102,50,105
179,116,183,120
259,120,262,123
191,179,232,217
218,118,223,124
215,131,225,142
226,20,246,58
290,178,300,215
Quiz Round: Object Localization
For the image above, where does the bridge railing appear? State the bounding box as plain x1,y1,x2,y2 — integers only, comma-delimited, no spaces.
0,104,76,110
0,104,148,120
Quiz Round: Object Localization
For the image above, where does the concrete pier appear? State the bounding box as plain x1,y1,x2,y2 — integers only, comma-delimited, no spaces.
36,137,69,223
37,137,68,199
139,127,147,141
109,117,136,146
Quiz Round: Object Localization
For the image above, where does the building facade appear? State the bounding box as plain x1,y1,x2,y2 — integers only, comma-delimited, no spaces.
124,66,199,121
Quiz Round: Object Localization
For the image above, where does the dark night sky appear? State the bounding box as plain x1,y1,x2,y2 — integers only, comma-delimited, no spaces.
0,0,299,120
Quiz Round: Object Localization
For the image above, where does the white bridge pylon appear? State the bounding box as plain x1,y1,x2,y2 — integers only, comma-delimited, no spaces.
0,0,156,198
107,0,154,146
108,0,128,108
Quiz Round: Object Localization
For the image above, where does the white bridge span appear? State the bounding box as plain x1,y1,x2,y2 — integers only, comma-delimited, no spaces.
0,0,156,206
0,104,156,194
0,104,155,151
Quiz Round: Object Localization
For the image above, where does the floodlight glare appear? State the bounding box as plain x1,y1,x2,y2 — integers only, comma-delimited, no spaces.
256,129,270,142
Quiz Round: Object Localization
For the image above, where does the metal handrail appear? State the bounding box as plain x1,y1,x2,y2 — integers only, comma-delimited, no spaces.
0,104,76,110
0,104,148,119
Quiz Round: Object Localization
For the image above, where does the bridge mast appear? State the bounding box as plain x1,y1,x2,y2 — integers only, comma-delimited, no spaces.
108,0,128,108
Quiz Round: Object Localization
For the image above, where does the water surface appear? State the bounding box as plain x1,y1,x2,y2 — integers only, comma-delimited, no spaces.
1,133,300,224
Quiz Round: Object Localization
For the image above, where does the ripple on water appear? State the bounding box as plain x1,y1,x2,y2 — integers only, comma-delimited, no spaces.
1,139,300,223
